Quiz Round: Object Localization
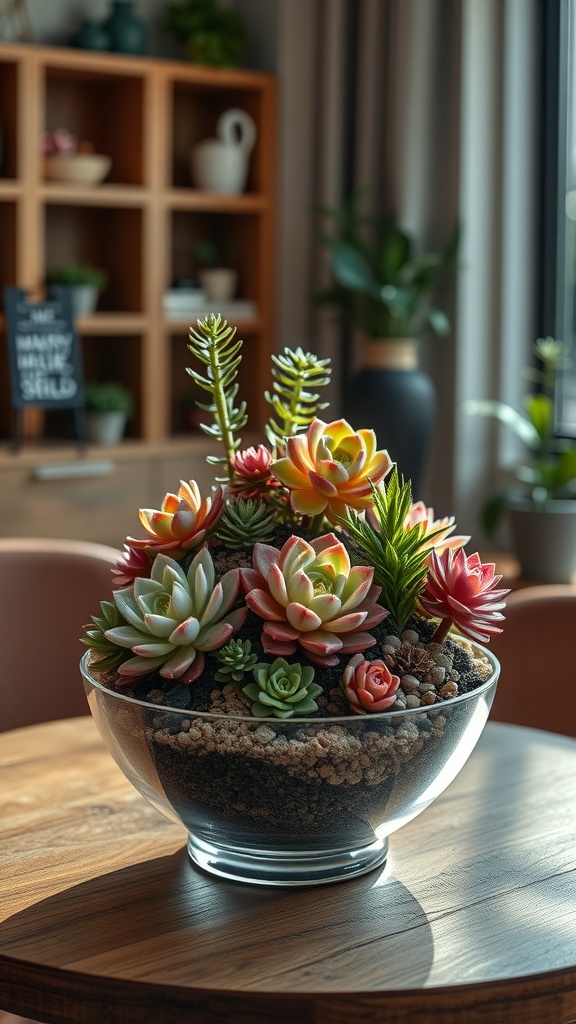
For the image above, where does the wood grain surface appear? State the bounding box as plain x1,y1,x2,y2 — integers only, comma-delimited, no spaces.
1,718,575,1024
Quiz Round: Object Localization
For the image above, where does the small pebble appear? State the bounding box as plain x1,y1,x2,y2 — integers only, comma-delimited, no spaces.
383,634,402,649
427,666,446,686
401,674,420,693
405,694,421,709
420,691,437,706
401,629,419,644
440,681,459,699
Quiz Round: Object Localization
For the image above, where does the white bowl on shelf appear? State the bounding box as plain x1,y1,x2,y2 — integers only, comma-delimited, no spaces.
44,153,111,186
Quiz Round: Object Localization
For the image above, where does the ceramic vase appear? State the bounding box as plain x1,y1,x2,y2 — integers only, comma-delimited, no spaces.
71,19,111,51
85,411,127,446
102,0,147,55
191,108,256,194
199,268,238,302
343,339,436,498
508,499,576,583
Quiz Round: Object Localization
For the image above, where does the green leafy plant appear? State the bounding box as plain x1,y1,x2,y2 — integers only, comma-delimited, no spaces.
192,238,236,270
84,381,134,416
46,261,107,290
160,0,245,67
264,347,332,448
315,186,459,339
465,337,576,533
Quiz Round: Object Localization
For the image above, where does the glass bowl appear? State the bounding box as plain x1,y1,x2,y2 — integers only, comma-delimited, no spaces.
81,647,499,887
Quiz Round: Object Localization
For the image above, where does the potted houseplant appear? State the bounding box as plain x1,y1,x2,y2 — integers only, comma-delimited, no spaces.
160,0,245,67
81,314,506,888
316,186,459,493
466,336,576,583
83,380,135,446
192,238,237,302
46,260,108,318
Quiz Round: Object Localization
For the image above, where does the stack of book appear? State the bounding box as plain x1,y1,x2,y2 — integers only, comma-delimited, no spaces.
163,290,257,321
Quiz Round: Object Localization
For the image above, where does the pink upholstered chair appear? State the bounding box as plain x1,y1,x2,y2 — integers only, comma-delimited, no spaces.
489,584,576,737
0,537,121,733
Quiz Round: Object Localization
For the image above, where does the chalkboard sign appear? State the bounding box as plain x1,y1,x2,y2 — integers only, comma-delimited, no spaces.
4,286,86,449
4,286,85,408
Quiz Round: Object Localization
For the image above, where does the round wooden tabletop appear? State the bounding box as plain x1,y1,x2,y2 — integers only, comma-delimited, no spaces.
0,717,575,1024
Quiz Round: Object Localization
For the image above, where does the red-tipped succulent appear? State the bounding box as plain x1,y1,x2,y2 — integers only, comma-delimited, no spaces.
240,532,388,666
419,548,509,644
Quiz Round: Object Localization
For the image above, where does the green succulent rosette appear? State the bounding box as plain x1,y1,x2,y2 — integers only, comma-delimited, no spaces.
243,657,322,718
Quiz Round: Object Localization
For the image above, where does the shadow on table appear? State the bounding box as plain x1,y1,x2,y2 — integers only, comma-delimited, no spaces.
0,846,434,994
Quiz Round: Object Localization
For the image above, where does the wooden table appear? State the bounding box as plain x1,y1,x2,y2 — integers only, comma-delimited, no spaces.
1,718,575,1024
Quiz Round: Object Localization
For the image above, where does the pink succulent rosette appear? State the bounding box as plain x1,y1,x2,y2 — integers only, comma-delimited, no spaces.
127,480,224,556
240,532,388,666
270,417,392,520
402,501,470,553
112,544,154,587
419,548,509,644
230,445,281,498
342,654,400,714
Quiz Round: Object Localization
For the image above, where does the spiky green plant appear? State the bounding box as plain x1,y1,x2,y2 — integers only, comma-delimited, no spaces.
214,638,258,683
243,658,323,718
186,314,248,481
343,468,436,631
216,498,276,549
81,600,130,673
264,347,331,448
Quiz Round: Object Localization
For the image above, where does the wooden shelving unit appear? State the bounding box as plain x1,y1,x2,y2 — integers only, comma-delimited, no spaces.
0,42,276,543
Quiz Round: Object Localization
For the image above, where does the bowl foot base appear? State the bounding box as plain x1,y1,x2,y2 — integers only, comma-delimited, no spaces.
186,833,389,886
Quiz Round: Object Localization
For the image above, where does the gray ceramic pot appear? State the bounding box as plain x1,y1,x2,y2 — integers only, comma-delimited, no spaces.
508,499,576,583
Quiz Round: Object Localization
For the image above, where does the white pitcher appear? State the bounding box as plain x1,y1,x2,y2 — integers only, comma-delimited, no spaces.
191,108,257,194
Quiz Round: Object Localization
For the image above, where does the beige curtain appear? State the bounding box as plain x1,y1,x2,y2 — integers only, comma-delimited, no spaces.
275,0,462,508
270,0,540,540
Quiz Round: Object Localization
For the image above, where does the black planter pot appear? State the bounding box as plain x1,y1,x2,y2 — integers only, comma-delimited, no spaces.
342,340,436,498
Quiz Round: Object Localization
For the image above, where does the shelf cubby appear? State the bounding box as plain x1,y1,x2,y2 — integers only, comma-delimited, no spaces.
0,41,275,539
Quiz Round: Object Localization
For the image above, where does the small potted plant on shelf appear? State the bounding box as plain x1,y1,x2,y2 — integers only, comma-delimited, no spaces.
160,0,245,67
83,380,135,446
41,128,111,186
466,336,576,583
315,186,459,494
192,238,237,302
81,314,507,889
46,260,108,318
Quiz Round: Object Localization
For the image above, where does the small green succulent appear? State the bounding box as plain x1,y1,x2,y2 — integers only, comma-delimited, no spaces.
243,658,323,718
81,600,130,673
216,498,276,550
214,638,258,683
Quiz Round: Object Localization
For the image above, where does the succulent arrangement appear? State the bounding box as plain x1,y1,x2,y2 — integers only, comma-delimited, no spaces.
84,314,508,720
